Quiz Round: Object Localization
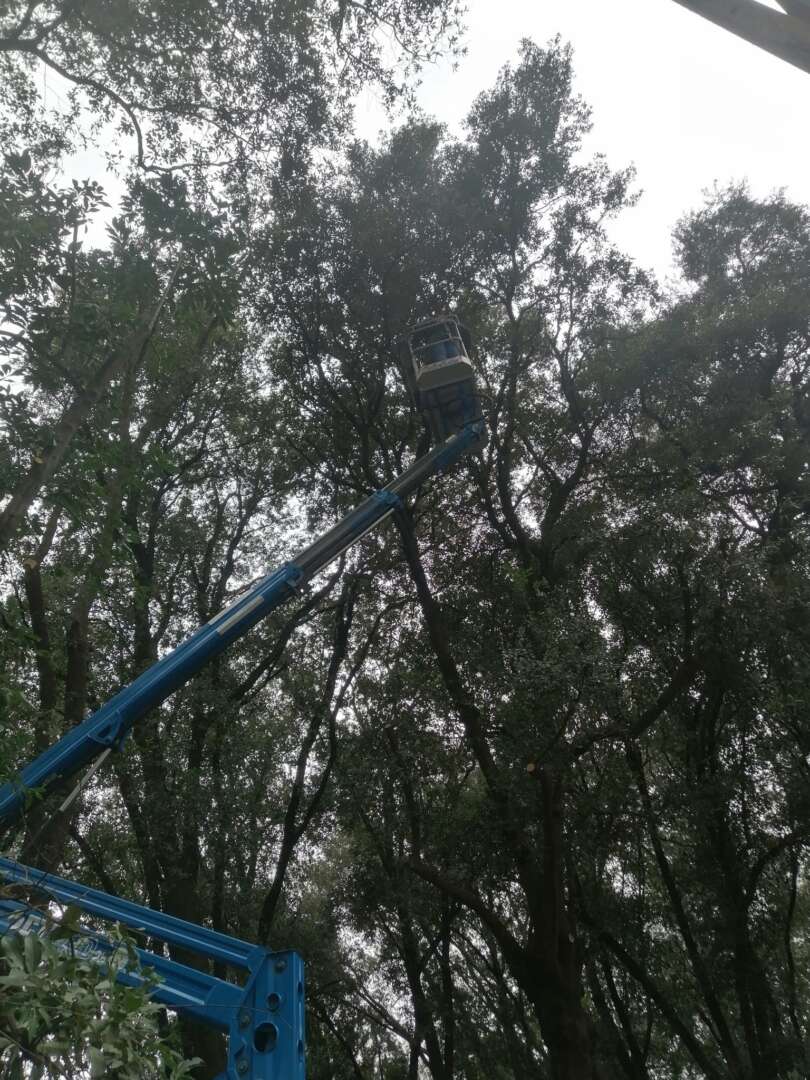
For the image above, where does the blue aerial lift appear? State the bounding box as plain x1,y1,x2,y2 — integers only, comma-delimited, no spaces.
0,317,485,1079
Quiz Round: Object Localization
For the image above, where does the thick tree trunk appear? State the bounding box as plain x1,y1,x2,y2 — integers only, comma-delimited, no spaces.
521,967,596,1080
395,507,598,1077
20,473,125,870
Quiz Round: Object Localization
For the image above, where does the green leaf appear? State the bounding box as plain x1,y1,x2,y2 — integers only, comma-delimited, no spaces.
24,932,42,971
87,1045,107,1077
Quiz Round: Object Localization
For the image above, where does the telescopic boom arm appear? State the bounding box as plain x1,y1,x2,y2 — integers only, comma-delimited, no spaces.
0,315,484,1079
0,418,485,826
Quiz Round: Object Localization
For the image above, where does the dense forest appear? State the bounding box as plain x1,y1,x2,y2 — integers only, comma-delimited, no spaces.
2,2,810,1078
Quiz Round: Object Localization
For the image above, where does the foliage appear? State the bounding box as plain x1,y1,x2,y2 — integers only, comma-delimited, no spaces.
0,912,198,1078
1,15,810,1080
0,0,465,184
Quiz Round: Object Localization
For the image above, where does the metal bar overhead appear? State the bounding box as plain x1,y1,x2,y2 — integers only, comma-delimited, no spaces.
673,0,810,73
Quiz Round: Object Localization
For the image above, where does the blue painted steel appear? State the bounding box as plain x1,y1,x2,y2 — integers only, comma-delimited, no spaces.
432,420,485,473
0,856,265,971
0,858,305,1080
0,422,485,827
370,490,402,511
224,950,305,1080
0,561,305,822
0,899,244,1029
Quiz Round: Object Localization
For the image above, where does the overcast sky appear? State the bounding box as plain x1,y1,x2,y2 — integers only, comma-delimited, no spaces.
58,0,809,280
358,0,810,281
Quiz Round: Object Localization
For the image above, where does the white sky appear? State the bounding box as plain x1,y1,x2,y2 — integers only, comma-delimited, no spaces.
358,0,810,281
52,0,810,282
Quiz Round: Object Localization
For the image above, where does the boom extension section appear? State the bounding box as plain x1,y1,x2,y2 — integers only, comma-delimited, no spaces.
0,416,485,826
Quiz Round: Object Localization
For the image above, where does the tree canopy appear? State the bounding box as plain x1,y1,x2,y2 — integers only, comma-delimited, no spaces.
1,15,810,1080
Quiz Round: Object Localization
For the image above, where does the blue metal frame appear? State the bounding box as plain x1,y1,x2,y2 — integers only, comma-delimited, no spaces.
0,406,487,1077
0,857,304,1080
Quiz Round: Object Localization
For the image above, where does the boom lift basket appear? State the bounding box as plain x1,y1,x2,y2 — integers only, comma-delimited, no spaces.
401,316,484,444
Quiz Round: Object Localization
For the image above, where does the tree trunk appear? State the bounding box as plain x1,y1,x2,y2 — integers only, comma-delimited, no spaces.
396,506,598,1077
0,259,181,552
